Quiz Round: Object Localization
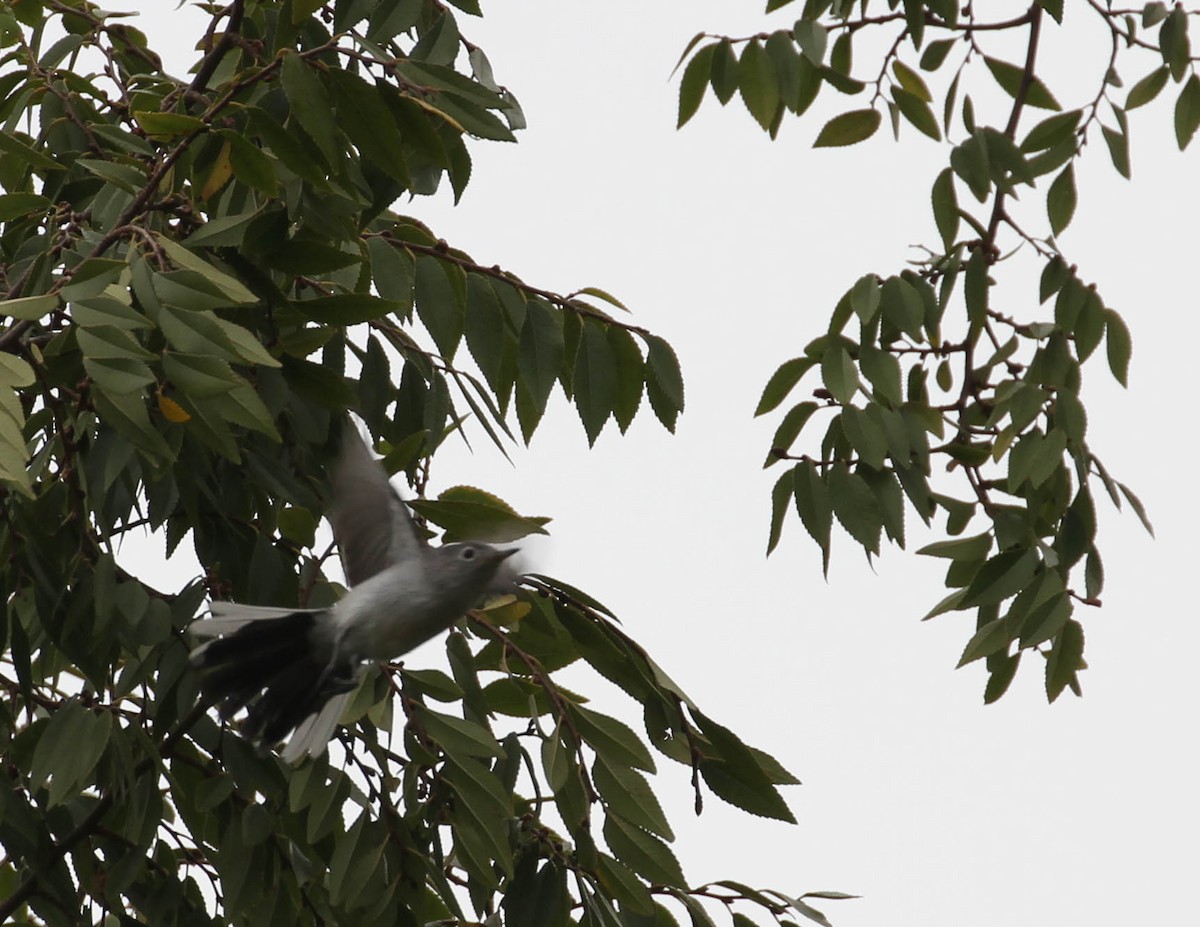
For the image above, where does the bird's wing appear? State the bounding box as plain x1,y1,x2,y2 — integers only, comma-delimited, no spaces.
281,689,353,763
328,425,426,587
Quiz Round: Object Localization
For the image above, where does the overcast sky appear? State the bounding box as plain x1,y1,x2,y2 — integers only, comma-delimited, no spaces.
126,3,1198,925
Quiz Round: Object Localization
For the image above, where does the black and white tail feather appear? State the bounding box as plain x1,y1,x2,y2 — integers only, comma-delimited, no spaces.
188,424,517,762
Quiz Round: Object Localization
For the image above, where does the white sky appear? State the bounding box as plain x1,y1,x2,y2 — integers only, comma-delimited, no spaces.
122,3,1198,925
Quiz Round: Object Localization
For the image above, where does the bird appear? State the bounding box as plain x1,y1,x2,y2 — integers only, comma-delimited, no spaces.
188,422,518,762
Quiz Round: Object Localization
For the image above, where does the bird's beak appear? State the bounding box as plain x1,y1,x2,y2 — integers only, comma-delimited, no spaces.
495,548,519,561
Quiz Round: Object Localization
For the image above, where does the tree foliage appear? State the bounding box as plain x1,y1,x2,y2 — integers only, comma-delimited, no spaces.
0,1,843,926
677,0,1185,703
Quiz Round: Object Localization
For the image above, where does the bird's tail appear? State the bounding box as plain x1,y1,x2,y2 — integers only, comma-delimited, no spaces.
189,602,358,759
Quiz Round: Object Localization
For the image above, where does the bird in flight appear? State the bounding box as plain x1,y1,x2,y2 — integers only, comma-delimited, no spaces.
188,423,517,761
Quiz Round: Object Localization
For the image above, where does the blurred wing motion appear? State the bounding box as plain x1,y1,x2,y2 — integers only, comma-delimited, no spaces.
327,425,426,585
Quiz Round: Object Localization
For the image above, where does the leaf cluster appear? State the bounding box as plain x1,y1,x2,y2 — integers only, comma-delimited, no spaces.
0,2,795,926
679,0,1177,701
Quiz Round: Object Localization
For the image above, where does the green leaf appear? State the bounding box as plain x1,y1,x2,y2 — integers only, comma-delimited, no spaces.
768,468,793,555
813,108,881,147
84,356,155,394
603,815,686,887
755,356,814,416
30,701,112,806
280,50,340,165
919,38,956,72
892,87,941,140
1118,481,1154,536
766,401,819,465
679,43,716,127
850,274,880,323
75,158,148,193
1125,66,1170,110
794,20,827,64
1175,74,1200,150
931,167,959,249
820,347,857,405
957,614,1013,667
0,192,51,220
573,705,656,773
607,326,644,433
217,129,279,197
2,293,58,321
1020,109,1082,153
1104,308,1132,386
1045,619,1085,702
327,68,409,182
793,461,832,570
917,531,992,560
645,333,684,432
984,57,1061,110
594,757,673,841
964,247,989,338
415,255,465,361
692,710,795,823
858,347,902,407
409,485,550,543
839,407,886,470
366,237,415,307
960,549,1039,608
153,235,257,304
516,300,565,442
710,39,739,105
1159,6,1191,82
296,294,408,325
1047,163,1076,236
827,464,882,554
574,320,618,445
415,705,502,758
163,353,241,399
1102,124,1131,178
739,40,779,131
0,127,60,170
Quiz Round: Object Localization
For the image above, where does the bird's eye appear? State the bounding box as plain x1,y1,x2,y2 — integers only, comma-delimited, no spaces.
460,546,476,561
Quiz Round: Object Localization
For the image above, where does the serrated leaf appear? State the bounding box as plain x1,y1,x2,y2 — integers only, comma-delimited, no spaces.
892,86,941,140
792,460,832,570
1047,163,1076,236
813,108,881,147
1102,124,1131,178
603,815,686,887
280,51,340,165
30,701,112,806
573,320,618,445
960,549,1039,608
820,347,858,404
1125,66,1170,110
984,56,1061,110
645,333,684,432
409,485,550,543
739,39,779,130
827,464,882,554
931,167,959,249
1175,74,1200,149
756,356,814,416
710,39,739,105
678,43,716,127
794,20,827,64
1104,308,1131,386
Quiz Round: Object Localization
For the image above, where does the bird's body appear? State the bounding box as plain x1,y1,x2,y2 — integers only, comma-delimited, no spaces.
189,425,516,761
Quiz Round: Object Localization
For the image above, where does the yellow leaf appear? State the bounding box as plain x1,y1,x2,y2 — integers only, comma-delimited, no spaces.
200,141,233,200
157,391,191,423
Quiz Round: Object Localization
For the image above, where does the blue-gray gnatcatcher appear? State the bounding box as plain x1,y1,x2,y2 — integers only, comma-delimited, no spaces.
189,424,517,762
